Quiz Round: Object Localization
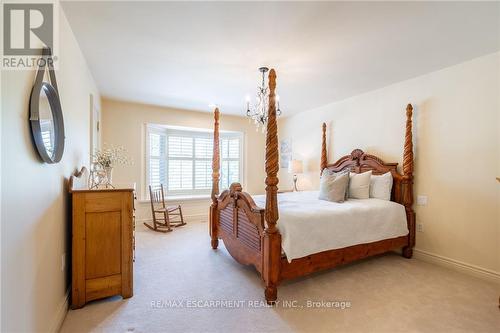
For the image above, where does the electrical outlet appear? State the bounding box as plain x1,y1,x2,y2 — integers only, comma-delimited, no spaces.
61,253,66,272
417,195,428,206
417,223,424,232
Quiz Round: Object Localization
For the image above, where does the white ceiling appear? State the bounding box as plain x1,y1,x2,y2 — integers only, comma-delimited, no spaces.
62,1,500,116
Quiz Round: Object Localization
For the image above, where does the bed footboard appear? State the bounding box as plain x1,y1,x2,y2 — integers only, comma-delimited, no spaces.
212,183,266,273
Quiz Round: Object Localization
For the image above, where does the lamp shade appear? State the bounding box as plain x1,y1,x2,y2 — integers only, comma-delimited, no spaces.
288,159,303,174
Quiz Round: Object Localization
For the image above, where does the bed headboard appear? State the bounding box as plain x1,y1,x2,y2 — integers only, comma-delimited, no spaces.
320,104,414,205
326,148,402,202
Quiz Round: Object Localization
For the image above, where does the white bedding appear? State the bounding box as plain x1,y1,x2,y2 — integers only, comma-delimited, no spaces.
252,191,408,262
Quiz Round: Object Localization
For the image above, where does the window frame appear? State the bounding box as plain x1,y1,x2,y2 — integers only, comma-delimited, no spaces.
144,124,244,200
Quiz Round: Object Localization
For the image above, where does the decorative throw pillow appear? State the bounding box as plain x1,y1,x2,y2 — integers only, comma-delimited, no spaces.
348,170,372,199
318,171,350,203
369,172,393,201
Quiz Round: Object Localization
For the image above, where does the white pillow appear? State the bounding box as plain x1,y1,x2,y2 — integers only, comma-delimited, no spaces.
318,171,350,203
348,170,372,199
369,172,393,201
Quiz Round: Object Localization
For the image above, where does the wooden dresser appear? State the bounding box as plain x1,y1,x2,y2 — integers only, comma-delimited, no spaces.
69,171,135,309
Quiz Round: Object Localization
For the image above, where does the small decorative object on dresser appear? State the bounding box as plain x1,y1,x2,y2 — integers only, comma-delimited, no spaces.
90,145,131,189
69,167,135,309
88,163,108,189
288,159,303,191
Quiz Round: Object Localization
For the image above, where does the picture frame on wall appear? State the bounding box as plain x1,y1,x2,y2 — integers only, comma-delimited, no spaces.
279,138,292,169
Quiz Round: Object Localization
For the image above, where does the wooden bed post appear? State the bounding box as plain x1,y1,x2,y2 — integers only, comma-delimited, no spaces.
402,103,415,258
210,108,220,249
320,123,328,174
263,69,281,304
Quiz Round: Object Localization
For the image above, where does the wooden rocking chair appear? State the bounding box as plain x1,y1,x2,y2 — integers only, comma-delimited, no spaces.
144,184,186,232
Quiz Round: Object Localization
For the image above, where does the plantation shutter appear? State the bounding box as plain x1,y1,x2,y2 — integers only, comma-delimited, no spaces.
147,126,242,197
148,131,166,190
167,135,194,191
220,136,241,190
194,136,213,190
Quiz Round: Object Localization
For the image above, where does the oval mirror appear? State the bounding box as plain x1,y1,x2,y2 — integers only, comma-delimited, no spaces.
30,81,65,163
39,84,55,158
29,48,64,164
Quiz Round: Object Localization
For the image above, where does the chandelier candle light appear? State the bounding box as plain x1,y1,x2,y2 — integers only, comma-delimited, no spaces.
246,67,282,132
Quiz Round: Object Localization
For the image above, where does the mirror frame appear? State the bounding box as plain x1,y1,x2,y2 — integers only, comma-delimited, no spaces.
29,48,65,164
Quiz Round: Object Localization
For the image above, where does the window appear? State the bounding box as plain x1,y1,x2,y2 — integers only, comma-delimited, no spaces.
146,126,243,197
220,136,241,190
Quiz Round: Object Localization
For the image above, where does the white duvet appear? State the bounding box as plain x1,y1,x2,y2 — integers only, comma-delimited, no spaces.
252,191,408,262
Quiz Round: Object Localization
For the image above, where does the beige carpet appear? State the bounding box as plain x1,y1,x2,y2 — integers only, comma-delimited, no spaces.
61,222,500,333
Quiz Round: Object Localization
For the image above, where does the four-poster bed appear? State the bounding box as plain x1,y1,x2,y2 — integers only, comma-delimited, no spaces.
209,69,415,304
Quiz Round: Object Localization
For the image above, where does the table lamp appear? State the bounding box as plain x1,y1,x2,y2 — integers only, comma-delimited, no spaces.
288,159,303,191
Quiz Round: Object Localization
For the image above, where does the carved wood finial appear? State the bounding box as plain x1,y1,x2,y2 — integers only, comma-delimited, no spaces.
320,123,328,174
229,182,242,196
351,149,364,160
403,104,414,176
265,69,279,233
268,68,276,95
211,108,220,204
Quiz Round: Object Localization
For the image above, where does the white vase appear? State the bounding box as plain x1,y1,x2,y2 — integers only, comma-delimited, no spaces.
104,166,113,187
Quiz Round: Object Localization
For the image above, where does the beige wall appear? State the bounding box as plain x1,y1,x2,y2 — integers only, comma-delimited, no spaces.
279,52,500,277
1,7,100,332
101,99,267,222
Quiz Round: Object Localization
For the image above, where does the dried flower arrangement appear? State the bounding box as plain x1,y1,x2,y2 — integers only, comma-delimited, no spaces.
92,145,131,168
89,145,132,189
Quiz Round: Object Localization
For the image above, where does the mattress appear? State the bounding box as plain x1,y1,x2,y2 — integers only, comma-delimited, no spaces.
252,191,408,262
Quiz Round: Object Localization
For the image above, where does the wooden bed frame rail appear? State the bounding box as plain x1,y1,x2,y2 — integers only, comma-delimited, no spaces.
209,69,415,304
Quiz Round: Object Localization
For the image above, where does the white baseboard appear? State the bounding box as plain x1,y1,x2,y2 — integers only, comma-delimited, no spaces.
414,248,500,285
49,288,69,333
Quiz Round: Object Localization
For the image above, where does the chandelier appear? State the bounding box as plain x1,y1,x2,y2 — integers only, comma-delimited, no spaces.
246,67,282,132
